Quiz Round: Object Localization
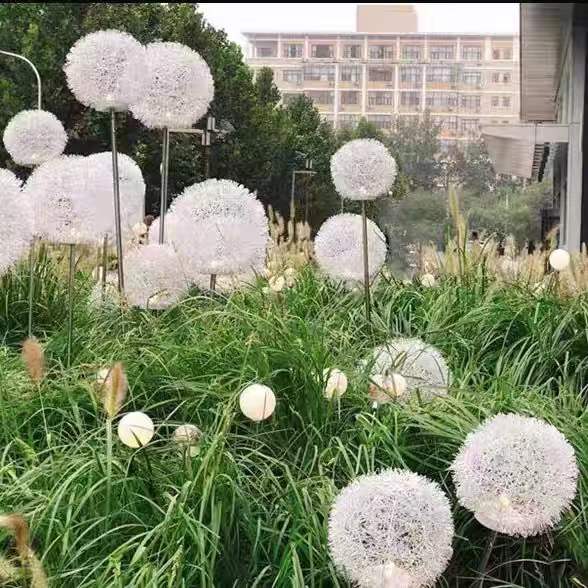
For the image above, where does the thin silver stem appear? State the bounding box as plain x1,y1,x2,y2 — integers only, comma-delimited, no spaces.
67,244,75,367
210,274,217,292
0,50,42,109
101,234,108,302
109,109,125,293
159,127,170,244
361,201,371,325
27,238,36,338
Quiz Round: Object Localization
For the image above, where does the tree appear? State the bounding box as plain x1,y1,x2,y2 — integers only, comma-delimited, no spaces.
254,67,280,107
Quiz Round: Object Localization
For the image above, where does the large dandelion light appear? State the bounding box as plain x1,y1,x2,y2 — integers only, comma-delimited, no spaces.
331,139,397,201
329,469,454,588
0,169,32,275
64,30,147,112
85,152,145,240
367,338,450,402
124,244,188,309
3,109,67,166
314,213,386,283
130,42,214,128
451,413,578,537
153,179,269,277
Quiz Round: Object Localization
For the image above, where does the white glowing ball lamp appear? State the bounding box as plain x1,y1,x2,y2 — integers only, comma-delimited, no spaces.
3,109,67,166
323,368,348,400
239,384,276,422
117,411,154,448
549,249,570,272
64,29,147,112
420,273,436,288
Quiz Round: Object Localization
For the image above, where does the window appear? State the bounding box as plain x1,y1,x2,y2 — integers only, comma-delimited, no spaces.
340,91,359,105
402,45,422,60
340,65,362,83
306,90,334,105
283,70,302,84
426,92,458,109
368,66,394,82
343,44,362,59
400,91,421,107
502,96,511,107
258,46,276,58
462,71,482,86
368,92,394,106
368,115,393,130
491,96,499,107
504,48,512,60
338,114,359,129
493,47,512,60
369,45,395,60
461,118,479,134
462,45,482,61
461,95,481,109
303,65,335,81
427,66,453,83
432,116,458,132
430,45,454,60
311,44,334,58
283,44,303,58
503,72,511,83
400,65,422,85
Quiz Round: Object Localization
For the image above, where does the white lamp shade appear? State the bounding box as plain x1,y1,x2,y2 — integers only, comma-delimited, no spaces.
239,384,276,421
549,248,570,271
323,368,348,399
117,411,154,448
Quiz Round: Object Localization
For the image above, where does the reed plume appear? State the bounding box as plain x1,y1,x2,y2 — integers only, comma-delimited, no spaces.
102,362,128,419
21,337,45,385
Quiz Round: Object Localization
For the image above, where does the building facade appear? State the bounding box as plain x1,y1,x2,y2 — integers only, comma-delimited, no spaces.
244,5,520,147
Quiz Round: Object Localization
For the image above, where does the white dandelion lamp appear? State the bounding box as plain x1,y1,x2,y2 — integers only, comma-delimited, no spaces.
451,413,578,538
0,169,32,277
130,41,214,245
118,411,154,448
314,213,386,286
549,248,570,272
239,384,276,422
330,139,396,322
329,469,454,587
124,243,188,310
173,424,202,456
64,29,148,293
367,337,450,403
152,179,268,291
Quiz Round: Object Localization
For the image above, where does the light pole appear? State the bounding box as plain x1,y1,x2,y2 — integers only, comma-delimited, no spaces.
290,154,317,235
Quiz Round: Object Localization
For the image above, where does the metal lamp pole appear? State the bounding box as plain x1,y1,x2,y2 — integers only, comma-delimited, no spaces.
0,50,42,338
109,109,125,292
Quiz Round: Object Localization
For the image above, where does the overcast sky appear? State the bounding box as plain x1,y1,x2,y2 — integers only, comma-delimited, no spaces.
198,3,519,47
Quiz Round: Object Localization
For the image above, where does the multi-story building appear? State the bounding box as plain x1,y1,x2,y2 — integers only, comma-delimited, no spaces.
244,4,519,148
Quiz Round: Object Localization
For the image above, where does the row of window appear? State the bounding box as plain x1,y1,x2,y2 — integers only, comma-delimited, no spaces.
283,91,511,109
323,114,485,133
281,66,512,85
259,42,513,61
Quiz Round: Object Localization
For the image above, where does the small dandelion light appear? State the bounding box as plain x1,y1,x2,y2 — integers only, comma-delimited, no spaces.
117,411,154,448
420,273,436,288
367,338,450,402
0,169,32,276
124,244,188,310
154,179,269,278
173,424,202,456
64,30,147,112
3,109,67,166
239,384,276,422
549,248,570,272
451,413,578,537
328,469,454,588
330,139,397,201
314,213,386,284
323,368,348,400
130,41,214,128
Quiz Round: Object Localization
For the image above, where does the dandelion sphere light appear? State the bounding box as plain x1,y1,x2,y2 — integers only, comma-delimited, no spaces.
323,368,348,400
130,42,214,128
154,179,269,277
549,248,570,271
368,338,450,402
420,273,436,288
239,384,276,422
3,109,67,167
173,424,202,456
329,469,454,588
331,139,397,200
314,213,386,283
117,411,154,448
0,169,32,276
368,373,407,405
85,152,145,240
451,413,578,537
124,244,188,310
64,30,147,112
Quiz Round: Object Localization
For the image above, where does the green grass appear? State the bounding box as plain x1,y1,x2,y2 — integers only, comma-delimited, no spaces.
0,261,587,587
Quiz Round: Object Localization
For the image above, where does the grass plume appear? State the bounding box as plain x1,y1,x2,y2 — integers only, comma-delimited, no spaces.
21,337,45,385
